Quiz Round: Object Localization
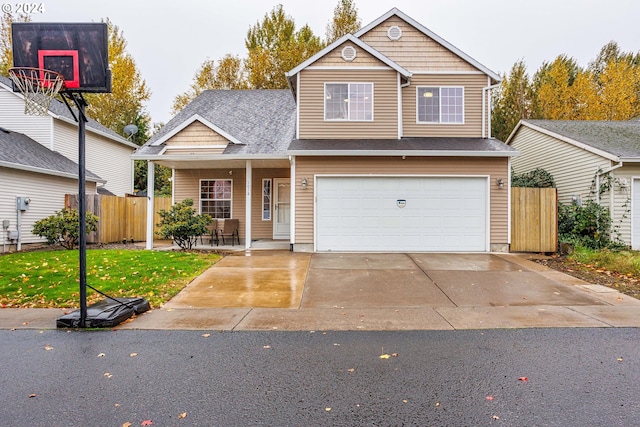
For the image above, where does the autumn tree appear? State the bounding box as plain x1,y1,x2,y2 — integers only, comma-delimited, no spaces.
245,4,323,89
326,0,361,43
171,54,247,114
0,12,31,76
491,60,532,142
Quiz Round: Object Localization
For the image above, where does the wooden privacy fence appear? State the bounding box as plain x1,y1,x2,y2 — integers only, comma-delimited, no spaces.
511,187,558,253
65,194,171,243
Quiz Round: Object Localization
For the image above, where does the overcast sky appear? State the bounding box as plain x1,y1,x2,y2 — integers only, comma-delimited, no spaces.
24,0,640,126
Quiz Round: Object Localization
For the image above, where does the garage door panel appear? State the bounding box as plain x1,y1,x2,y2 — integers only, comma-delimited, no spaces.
316,177,487,252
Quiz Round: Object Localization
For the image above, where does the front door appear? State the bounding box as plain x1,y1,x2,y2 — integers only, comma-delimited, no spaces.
273,178,290,239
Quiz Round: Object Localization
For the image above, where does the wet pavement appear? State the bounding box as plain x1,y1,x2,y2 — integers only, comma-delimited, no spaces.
4,251,640,331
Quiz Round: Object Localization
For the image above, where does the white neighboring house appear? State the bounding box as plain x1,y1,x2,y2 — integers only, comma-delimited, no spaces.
0,75,137,251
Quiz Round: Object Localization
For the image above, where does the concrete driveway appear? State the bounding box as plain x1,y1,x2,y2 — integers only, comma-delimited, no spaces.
118,251,640,331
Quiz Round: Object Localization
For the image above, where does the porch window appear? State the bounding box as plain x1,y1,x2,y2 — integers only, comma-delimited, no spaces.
262,179,271,221
417,86,464,124
200,179,232,219
325,83,373,121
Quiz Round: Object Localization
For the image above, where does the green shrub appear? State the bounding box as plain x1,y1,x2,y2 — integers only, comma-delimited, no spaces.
558,200,611,249
512,168,556,188
156,199,212,249
32,208,99,250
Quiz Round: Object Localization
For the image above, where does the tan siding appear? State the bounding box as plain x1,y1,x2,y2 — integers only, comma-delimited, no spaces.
294,156,509,247
54,121,134,196
359,15,478,72
164,147,226,155
313,42,388,67
0,167,96,249
165,121,231,146
402,74,486,137
174,168,290,240
510,126,608,205
298,69,398,139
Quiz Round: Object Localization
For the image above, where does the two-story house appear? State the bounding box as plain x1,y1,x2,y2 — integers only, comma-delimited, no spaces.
134,8,517,252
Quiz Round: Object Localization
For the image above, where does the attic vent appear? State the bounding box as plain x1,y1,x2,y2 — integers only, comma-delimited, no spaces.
387,25,402,40
341,45,357,62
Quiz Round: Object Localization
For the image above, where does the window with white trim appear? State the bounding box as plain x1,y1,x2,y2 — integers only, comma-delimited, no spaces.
417,86,464,124
325,83,373,121
200,179,232,219
262,179,271,221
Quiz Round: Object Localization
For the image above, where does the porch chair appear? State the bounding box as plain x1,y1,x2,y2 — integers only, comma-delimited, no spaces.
219,219,239,246
200,220,219,246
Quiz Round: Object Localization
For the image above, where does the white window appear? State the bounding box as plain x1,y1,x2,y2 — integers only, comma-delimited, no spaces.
417,86,464,124
262,179,271,221
325,83,373,121
200,179,232,219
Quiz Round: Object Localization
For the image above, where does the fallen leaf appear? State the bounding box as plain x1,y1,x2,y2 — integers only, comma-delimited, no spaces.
325,407,331,412
347,368,355,372
391,353,399,357
201,333,210,338
130,353,138,357
178,412,187,419
402,399,408,403
97,353,106,358
104,372,113,378
22,321,29,325
44,345,53,351
493,415,500,420
435,402,440,407
122,423,132,427
617,357,623,362
486,396,494,401
518,377,528,382
263,345,271,349
379,354,391,359
28,394,36,398
141,420,153,426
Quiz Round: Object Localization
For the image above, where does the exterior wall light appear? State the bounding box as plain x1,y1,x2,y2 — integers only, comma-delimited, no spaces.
301,178,308,189
497,178,504,189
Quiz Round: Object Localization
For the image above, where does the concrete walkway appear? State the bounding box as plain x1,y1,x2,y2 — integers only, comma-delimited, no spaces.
4,251,640,331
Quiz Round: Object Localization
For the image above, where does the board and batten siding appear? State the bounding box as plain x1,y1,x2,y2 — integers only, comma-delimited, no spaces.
53,121,134,196
298,69,398,139
358,15,479,72
165,121,230,147
0,167,96,249
294,156,509,248
402,74,487,138
0,88,53,148
509,126,609,205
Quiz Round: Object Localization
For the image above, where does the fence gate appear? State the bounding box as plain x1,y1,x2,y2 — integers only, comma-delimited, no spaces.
511,187,558,253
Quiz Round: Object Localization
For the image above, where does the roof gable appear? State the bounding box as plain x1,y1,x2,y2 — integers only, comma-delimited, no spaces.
152,114,241,146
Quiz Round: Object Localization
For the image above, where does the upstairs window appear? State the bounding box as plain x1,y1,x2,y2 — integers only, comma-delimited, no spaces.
200,179,232,219
325,83,373,121
417,86,464,124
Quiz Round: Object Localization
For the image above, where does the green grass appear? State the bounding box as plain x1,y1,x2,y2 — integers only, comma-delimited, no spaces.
0,249,221,308
570,245,640,276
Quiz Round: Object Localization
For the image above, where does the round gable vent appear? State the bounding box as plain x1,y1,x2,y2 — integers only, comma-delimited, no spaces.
341,45,357,62
387,25,402,41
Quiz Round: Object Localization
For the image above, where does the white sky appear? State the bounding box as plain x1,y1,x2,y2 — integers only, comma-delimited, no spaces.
23,0,640,126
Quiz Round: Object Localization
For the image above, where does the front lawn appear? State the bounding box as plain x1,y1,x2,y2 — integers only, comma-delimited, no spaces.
0,249,221,308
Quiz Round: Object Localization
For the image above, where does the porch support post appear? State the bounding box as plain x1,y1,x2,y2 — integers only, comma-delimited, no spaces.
245,160,252,249
145,161,155,250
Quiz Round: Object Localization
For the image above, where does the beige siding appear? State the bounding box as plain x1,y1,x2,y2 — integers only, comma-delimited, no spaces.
402,74,486,137
164,147,226,155
359,15,479,72
609,166,639,246
0,167,96,249
0,88,53,147
294,156,509,247
54,121,134,196
174,168,290,240
298,69,398,139
313,42,389,67
510,126,608,205
165,121,230,147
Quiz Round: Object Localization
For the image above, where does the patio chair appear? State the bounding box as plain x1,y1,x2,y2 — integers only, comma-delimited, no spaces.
219,219,239,246
200,220,219,246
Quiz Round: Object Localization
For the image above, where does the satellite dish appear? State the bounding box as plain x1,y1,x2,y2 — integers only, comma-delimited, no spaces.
123,124,139,137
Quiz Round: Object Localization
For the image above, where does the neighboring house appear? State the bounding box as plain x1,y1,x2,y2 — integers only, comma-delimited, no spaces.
507,119,640,249
0,75,138,196
134,8,517,252
0,127,104,251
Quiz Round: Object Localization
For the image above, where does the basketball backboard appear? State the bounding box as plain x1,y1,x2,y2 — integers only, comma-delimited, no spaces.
11,22,111,93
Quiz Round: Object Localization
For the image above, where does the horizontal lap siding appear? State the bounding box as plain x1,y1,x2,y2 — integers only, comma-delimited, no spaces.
610,166,640,246
402,74,486,137
165,121,230,147
294,156,509,246
251,169,289,239
298,69,398,139
314,42,387,67
0,90,52,147
359,16,478,72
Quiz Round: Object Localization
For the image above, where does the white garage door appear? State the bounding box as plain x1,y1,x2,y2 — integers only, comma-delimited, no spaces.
316,176,487,252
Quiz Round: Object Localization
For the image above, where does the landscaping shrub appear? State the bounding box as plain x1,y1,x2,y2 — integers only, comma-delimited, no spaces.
32,208,99,249
511,168,556,188
558,200,611,249
156,198,212,249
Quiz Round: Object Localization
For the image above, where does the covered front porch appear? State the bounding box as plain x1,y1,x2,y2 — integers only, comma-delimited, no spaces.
143,157,294,251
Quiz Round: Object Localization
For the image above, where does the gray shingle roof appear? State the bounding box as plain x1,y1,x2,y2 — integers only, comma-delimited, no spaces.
525,120,640,158
0,127,103,181
137,89,296,157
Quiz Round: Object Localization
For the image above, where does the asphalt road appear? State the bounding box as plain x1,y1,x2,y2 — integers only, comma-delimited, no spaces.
2,328,639,426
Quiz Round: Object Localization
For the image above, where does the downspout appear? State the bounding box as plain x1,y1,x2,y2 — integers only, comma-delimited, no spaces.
482,81,500,138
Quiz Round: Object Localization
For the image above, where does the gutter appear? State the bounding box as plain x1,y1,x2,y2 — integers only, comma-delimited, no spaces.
286,149,518,157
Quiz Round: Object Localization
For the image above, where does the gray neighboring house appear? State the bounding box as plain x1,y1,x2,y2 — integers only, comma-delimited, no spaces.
507,119,640,249
0,127,104,251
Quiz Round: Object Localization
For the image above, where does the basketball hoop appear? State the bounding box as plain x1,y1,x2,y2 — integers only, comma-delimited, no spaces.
8,67,66,116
